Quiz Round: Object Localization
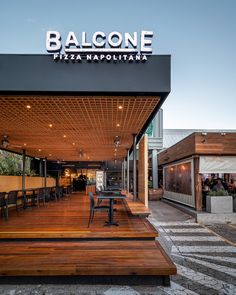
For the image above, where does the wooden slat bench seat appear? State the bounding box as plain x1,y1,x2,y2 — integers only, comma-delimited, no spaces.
0,240,176,277
123,193,152,217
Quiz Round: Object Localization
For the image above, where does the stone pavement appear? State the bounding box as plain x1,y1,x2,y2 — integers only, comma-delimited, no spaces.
0,200,236,295
148,200,236,295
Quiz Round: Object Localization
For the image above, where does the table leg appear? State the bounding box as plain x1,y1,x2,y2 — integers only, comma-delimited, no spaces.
105,198,119,226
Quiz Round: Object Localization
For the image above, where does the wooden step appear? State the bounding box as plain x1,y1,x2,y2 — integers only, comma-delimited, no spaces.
123,193,152,216
0,240,176,277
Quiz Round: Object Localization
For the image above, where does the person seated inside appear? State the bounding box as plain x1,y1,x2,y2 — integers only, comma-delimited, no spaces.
212,178,224,192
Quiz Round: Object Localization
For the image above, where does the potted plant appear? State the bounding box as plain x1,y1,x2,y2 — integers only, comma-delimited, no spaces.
206,189,233,213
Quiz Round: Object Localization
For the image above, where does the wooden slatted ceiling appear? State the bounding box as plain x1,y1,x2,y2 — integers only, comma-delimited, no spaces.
0,96,160,161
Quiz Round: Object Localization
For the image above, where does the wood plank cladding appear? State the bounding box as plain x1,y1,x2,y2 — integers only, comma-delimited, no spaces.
195,132,236,155
158,133,195,165
158,132,236,165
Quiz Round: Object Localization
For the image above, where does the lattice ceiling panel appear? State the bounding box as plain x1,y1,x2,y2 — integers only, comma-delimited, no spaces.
0,96,160,161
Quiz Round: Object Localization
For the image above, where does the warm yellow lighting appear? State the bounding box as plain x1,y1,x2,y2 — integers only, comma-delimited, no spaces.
49,154,52,157
38,149,42,152
23,143,27,146
114,148,117,152
118,105,123,110
72,142,75,146
116,123,120,127
63,135,66,138
49,124,53,128
26,105,31,109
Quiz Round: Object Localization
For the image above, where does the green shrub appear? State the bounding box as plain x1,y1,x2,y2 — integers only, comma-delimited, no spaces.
208,189,229,196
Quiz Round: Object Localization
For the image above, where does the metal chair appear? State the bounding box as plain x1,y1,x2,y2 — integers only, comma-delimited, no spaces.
37,188,46,207
0,192,7,220
50,186,57,201
63,185,72,198
87,192,109,227
56,186,63,200
5,190,22,218
44,187,51,202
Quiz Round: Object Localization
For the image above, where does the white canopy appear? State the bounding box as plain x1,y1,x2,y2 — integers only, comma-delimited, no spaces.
199,156,236,174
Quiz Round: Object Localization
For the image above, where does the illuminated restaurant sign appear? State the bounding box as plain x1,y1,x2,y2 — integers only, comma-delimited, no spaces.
46,30,153,62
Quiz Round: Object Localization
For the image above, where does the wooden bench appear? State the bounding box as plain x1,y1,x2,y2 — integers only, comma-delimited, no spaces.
122,192,152,217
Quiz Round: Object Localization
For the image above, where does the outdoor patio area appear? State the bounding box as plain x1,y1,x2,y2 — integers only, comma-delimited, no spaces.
0,192,176,282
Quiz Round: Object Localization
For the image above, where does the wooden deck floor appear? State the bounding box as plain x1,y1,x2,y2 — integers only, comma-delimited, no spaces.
0,193,176,280
0,193,157,239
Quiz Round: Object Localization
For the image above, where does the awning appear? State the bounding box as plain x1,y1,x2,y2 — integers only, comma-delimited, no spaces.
199,156,236,173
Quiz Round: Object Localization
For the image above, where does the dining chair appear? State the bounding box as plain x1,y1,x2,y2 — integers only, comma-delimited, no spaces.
44,187,51,202
37,188,46,207
55,186,63,200
5,190,22,218
0,192,7,220
87,192,109,227
50,186,57,201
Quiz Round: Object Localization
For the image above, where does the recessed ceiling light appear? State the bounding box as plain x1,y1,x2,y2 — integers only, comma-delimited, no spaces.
115,148,117,152
49,154,52,156
63,135,66,138
116,123,120,127
26,105,31,109
49,124,53,128
38,149,42,152
118,105,123,110
23,143,27,146
72,142,75,146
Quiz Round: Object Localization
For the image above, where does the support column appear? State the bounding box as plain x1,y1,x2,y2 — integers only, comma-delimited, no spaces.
121,161,124,189
138,134,148,207
44,158,47,188
194,157,202,211
132,134,137,201
127,149,129,193
152,149,158,189
123,158,126,190
39,158,43,177
22,149,26,191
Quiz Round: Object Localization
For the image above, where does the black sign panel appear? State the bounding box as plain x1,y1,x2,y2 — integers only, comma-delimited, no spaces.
0,54,170,96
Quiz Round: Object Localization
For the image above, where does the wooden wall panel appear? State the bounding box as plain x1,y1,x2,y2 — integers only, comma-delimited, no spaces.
159,132,236,166
0,176,56,192
138,134,148,207
158,133,196,165
195,133,236,154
